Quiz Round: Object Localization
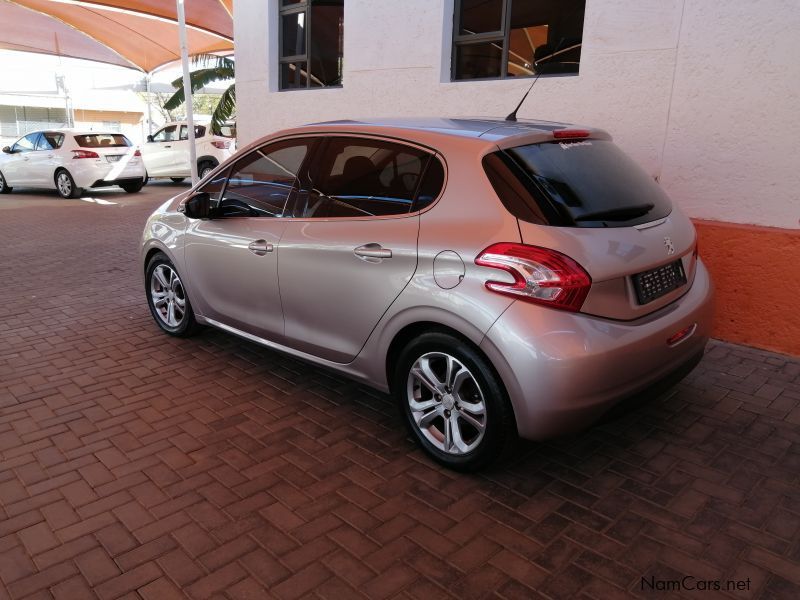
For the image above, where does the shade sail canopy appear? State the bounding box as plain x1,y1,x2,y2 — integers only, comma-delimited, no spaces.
0,0,233,72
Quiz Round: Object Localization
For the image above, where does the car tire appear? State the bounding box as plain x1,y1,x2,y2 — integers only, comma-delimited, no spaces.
198,161,215,180
145,252,201,337
170,177,185,183
0,170,11,194
55,169,81,199
393,331,516,471
121,179,144,193
143,172,149,185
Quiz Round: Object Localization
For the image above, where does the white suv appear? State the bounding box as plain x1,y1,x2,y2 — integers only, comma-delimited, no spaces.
141,121,235,182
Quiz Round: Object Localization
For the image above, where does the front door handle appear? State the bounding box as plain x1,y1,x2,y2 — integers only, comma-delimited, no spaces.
248,239,273,256
354,243,392,260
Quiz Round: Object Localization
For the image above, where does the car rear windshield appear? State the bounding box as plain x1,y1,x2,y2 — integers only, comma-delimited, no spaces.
484,139,672,228
74,134,131,148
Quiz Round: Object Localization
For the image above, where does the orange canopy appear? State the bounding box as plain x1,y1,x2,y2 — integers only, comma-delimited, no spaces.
0,0,233,72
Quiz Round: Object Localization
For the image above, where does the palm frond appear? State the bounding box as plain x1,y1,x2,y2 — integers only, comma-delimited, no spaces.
210,84,236,134
163,66,235,110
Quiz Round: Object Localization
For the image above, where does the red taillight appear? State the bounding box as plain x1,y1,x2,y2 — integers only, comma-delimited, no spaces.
134,149,141,157
72,149,99,159
553,129,590,139
475,243,592,312
211,140,230,149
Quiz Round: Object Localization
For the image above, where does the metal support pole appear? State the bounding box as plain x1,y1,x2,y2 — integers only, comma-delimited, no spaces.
177,0,198,184
145,75,153,136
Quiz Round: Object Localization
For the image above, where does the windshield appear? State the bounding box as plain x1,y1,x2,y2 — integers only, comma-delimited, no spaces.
74,134,131,148
488,140,673,228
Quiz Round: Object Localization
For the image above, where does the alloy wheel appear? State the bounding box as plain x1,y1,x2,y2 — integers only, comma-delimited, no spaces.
150,264,187,328
406,352,487,455
56,172,72,197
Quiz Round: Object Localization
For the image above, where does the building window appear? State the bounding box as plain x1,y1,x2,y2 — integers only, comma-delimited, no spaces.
279,0,344,90
452,0,585,80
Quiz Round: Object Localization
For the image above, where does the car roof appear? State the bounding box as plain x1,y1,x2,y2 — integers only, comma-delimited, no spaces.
23,129,128,137
290,117,611,148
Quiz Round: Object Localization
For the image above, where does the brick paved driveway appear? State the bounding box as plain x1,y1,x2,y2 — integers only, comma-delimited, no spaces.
1,185,799,600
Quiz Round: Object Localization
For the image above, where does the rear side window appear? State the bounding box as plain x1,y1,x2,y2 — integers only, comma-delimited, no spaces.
74,134,131,148
485,140,672,227
180,125,206,140
37,132,64,150
299,137,441,218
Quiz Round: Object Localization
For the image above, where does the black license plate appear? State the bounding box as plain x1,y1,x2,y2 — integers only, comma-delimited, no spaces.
633,260,687,305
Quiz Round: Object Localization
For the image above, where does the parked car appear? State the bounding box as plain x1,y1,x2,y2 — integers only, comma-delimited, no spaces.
140,121,235,183
0,130,145,198
140,118,713,470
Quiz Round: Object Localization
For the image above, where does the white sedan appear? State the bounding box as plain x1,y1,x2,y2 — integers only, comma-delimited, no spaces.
0,130,146,198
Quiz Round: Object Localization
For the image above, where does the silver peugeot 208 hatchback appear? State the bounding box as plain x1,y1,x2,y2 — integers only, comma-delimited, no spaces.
141,118,713,470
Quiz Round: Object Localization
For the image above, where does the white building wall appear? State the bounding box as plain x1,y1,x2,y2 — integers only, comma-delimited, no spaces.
234,0,800,229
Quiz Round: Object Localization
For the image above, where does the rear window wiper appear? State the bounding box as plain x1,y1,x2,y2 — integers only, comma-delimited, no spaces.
574,203,655,222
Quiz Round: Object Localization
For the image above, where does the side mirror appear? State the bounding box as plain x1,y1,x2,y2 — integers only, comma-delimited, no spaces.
181,192,211,219
146,135,154,143
2,146,11,154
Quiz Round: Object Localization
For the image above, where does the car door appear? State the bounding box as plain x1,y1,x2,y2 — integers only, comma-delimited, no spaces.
173,125,195,176
278,135,435,363
183,137,316,342
2,133,39,185
141,125,177,176
30,131,64,187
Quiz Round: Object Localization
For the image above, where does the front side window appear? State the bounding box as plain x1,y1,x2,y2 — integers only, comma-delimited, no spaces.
279,0,344,90
452,0,585,80
152,125,177,143
296,137,443,218
216,139,311,218
13,133,39,152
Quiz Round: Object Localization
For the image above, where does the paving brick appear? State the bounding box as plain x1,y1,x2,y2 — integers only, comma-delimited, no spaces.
1,192,799,600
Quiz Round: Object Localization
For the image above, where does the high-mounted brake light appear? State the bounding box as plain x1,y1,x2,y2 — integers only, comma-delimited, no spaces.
553,129,590,139
475,243,592,312
211,140,230,149
71,149,99,159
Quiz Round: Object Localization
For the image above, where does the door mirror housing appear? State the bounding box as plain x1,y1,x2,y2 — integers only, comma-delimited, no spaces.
181,192,211,219
2,146,11,154
146,135,154,143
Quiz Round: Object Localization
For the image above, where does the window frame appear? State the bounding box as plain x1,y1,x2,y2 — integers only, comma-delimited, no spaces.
278,0,343,91
451,0,583,81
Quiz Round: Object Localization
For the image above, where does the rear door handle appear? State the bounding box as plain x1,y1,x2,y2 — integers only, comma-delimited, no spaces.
248,239,273,256
164,145,172,148
354,243,392,260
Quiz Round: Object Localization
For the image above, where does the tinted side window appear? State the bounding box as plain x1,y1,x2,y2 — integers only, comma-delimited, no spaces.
180,125,206,140
152,125,177,142
14,134,38,152
39,132,64,149
219,140,310,218
414,157,445,212
300,137,430,218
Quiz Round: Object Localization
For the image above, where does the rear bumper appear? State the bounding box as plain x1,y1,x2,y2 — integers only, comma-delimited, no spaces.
480,261,714,440
90,177,143,188
70,160,146,189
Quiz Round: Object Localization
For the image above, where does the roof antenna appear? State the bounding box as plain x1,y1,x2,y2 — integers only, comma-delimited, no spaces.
505,70,542,122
